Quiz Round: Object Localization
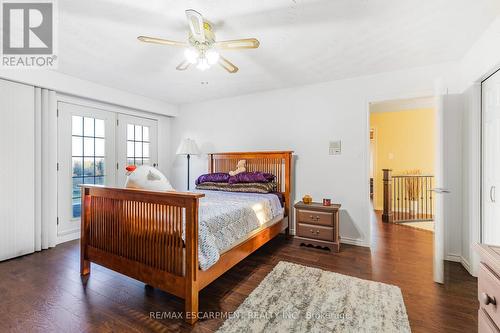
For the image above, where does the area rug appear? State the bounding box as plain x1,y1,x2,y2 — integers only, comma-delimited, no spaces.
216,261,411,333
399,221,434,232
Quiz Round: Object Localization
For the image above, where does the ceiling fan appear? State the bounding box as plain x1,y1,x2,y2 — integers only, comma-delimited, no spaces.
137,9,260,73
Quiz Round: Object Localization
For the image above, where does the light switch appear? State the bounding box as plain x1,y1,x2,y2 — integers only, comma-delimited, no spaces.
329,140,341,155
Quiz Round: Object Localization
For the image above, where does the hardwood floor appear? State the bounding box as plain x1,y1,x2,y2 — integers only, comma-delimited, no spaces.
0,212,477,332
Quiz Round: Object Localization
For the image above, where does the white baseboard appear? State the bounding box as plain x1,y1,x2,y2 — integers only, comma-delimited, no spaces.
340,236,370,248
445,254,473,275
460,256,472,275
445,254,462,262
57,229,80,244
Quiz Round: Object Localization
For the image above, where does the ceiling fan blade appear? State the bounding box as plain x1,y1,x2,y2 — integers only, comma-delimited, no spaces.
185,9,205,42
137,36,187,47
215,38,260,50
218,56,239,73
176,60,191,71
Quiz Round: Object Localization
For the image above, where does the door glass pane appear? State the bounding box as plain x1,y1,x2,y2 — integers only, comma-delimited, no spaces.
95,138,105,156
72,158,83,177
83,117,94,136
72,116,83,136
72,136,82,156
126,123,151,167
127,124,134,140
95,158,105,176
83,158,94,176
72,116,106,218
135,141,142,157
127,141,134,158
134,125,142,141
95,119,105,138
83,138,94,156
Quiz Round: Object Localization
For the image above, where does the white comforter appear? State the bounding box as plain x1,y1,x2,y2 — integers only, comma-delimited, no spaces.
195,190,283,271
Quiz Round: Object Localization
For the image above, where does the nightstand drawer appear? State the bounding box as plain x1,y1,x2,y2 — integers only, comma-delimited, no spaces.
297,223,334,242
297,210,333,226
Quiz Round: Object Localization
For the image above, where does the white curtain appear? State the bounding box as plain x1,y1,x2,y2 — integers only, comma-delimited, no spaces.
35,87,58,250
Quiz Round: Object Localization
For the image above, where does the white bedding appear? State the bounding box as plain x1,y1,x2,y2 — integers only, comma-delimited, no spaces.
195,190,284,271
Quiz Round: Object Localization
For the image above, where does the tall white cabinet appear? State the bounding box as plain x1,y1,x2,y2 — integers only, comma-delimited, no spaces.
0,80,35,260
482,70,500,246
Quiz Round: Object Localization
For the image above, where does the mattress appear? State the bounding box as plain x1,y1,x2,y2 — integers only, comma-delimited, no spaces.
196,190,284,270
219,213,284,255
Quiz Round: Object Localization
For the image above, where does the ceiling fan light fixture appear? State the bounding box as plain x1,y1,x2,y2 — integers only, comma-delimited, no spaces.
184,48,199,64
206,49,220,65
196,57,210,71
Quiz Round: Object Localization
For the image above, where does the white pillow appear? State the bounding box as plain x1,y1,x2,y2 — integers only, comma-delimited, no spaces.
125,165,175,192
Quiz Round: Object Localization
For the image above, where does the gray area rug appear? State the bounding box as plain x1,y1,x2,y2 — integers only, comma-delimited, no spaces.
216,261,411,333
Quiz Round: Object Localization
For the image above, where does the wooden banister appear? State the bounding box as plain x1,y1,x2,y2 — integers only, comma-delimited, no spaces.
382,169,393,223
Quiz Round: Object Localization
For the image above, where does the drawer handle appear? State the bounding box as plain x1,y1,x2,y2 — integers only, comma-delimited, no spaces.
481,292,496,306
316,230,320,234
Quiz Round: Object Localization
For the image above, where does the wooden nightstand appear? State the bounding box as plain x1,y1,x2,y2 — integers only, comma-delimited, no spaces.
294,201,341,252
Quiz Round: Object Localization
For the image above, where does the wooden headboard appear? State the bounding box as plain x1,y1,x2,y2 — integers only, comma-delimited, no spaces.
208,151,293,216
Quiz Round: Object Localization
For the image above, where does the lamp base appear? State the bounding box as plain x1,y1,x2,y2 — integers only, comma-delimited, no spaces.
187,154,190,191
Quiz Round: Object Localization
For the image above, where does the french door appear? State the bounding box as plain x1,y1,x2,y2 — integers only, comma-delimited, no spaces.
57,103,159,239
57,102,116,237
482,70,500,246
116,114,158,186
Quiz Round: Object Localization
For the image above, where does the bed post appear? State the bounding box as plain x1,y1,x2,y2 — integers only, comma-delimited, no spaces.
80,187,91,275
284,153,292,236
208,153,213,173
185,197,200,324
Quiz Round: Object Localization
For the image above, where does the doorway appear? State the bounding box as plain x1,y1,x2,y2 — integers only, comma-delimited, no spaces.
368,95,446,283
57,102,158,240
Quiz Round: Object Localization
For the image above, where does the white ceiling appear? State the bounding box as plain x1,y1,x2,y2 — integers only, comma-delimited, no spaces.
55,0,500,105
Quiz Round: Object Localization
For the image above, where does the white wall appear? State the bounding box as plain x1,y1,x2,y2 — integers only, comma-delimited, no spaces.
461,17,500,88
170,62,461,248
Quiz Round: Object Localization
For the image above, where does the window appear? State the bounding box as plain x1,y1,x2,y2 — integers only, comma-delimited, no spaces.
71,116,106,218
127,124,150,167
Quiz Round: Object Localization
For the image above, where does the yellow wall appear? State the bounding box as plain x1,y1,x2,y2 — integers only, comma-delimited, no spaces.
370,108,436,210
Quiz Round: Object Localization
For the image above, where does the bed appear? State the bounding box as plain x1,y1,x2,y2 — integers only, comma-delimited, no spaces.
80,151,293,324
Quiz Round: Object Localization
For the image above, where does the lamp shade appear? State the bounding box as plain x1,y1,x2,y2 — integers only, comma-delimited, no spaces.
176,138,200,155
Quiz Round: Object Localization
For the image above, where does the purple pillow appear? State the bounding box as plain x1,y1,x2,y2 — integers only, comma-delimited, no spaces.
195,172,230,185
228,172,276,184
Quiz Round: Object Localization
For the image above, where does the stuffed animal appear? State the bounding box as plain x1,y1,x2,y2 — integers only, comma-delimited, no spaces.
229,159,246,176
125,165,175,192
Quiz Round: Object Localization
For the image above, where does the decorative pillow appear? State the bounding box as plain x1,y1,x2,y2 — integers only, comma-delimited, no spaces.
125,165,175,192
196,182,277,194
195,172,231,185
228,171,276,184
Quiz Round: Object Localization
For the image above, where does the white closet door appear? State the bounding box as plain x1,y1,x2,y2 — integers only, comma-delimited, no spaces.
482,70,500,246
0,80,35,260
116,114,158,187
57,102,116,238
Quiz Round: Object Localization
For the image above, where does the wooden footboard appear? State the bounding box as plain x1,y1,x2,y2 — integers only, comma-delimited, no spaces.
80,186,204,324
80,151,293,325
